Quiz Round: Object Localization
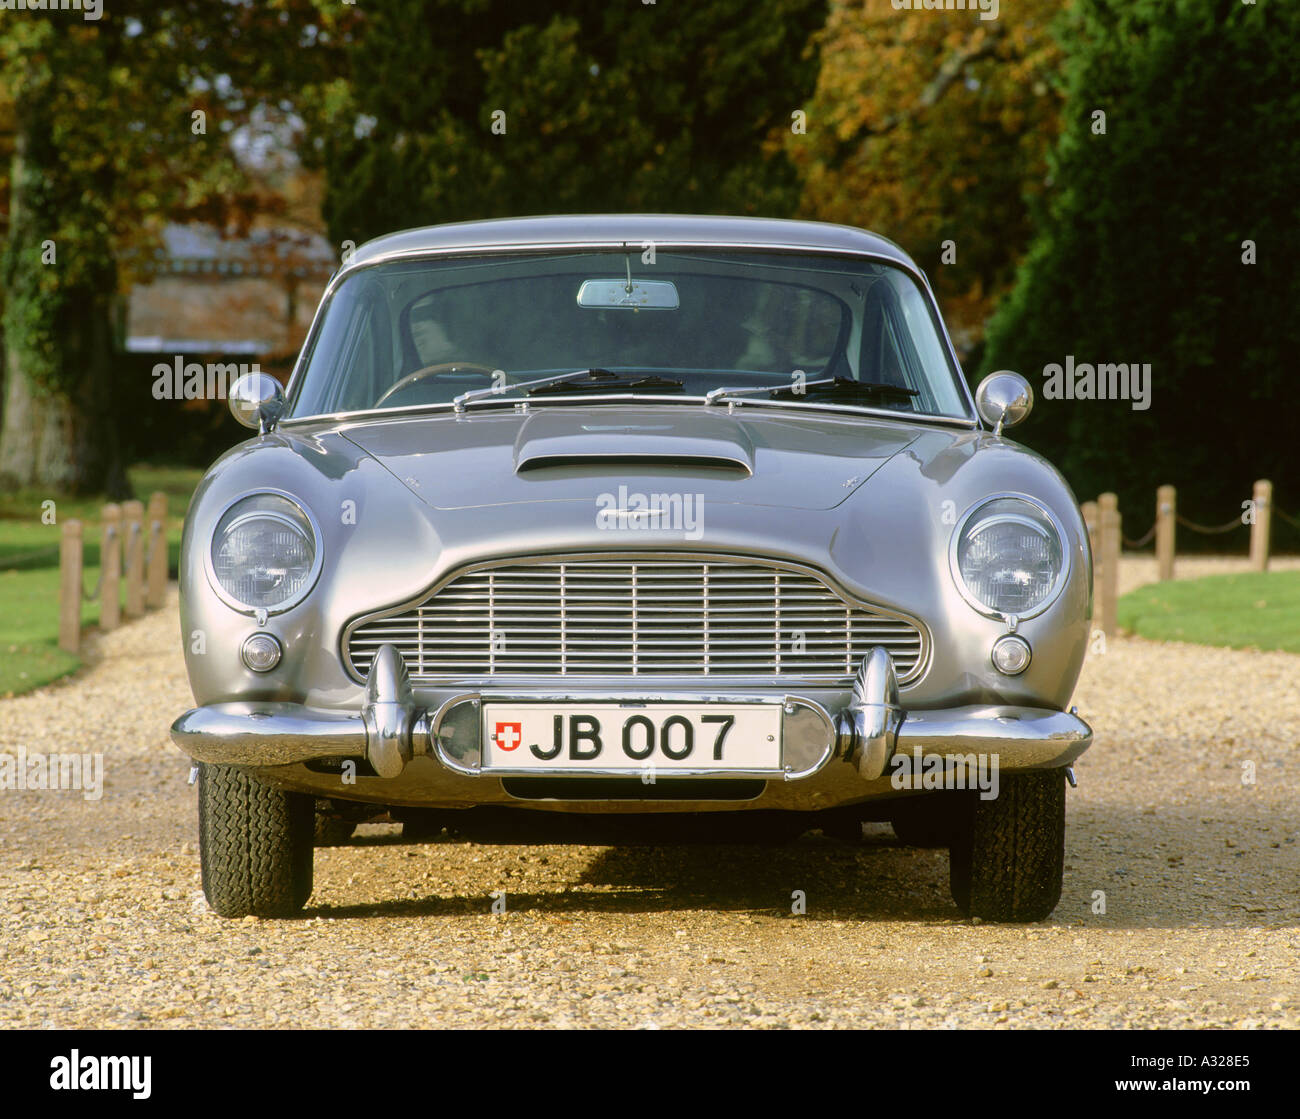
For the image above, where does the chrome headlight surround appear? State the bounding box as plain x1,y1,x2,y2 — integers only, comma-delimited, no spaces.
948,493,1070,621
204,490,323,616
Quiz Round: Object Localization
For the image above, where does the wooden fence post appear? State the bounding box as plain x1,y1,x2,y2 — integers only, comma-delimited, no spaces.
59,519,83,653
1250,479,1272,572
1080,500,1099,614
100,503,122,630
146,491,168,608
1099,492,1120,638
1156,484,1176,582
123,500,145,618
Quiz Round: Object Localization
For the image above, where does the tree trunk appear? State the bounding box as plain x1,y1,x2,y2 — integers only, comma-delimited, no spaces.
0,328,127,496
0,108,129,498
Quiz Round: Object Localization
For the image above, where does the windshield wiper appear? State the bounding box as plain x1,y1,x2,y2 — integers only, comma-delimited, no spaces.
453,368,683,412
529,370,684,396
704,377,919,407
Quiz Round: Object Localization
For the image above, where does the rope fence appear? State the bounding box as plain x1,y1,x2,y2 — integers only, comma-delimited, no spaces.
58,492,169,654
1121,523,1158,550
1275,506,1300,531
1083,479,1283,639
1172,513,1245,535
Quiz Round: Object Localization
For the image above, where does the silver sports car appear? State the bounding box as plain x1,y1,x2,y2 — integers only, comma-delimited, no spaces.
171,215,1092,922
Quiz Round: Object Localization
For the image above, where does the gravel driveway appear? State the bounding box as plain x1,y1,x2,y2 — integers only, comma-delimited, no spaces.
2,562,1297,1029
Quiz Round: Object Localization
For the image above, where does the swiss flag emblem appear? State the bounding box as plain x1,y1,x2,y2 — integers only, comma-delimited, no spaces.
493,721,522,752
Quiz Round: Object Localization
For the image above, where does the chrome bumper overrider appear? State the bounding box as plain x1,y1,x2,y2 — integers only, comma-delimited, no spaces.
170,645,1093,783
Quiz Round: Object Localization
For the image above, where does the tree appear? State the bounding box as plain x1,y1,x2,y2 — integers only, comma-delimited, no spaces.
300,0,827,247
0,2,331,494
980,0,1300,528
788,0,1065,353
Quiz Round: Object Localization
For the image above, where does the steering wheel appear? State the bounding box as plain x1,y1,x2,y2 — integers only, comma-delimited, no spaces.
375,362,503,407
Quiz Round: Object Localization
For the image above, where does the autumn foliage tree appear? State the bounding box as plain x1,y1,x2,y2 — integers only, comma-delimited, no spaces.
788,0,1065,352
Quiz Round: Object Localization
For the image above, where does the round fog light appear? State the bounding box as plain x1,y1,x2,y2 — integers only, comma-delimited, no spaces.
241,632,282,673
991,634,1032,676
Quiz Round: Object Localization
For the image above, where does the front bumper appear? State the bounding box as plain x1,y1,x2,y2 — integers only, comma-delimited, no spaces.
170,646,1093,802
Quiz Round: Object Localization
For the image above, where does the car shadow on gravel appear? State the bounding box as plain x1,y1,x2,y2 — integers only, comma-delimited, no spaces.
307,830,962,922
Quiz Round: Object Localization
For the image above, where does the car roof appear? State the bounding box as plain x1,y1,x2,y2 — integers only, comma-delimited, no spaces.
342,214,917,275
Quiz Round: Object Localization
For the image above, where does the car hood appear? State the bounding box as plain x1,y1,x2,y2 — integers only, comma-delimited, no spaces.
335,405,925,511
187,405,1088,711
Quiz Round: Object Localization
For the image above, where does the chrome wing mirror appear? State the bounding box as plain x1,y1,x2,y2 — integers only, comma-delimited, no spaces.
229,373,286,434
974,371,1033,436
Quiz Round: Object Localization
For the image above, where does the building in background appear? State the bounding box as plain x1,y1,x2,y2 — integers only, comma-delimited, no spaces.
126,223,336,360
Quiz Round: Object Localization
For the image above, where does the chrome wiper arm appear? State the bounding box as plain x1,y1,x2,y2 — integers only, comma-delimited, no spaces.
452,369,614,413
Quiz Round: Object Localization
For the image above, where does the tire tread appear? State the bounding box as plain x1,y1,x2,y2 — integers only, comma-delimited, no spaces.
199,764,313,918
949,769,1065,922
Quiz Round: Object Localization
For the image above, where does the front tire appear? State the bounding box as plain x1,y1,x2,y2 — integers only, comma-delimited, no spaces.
949,769,1065,922
198,763,314,918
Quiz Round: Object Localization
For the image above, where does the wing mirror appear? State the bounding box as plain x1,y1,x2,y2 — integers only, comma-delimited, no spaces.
974,371,1033,435
229,373,286,434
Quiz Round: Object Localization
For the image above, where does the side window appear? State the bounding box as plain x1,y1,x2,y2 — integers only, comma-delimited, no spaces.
327,302,375,412
332,285,394,410
859,282,909,388
878,315,908,386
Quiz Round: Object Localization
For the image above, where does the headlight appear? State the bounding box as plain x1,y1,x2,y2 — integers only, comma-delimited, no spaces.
208,493,320,613
951,496,1066,618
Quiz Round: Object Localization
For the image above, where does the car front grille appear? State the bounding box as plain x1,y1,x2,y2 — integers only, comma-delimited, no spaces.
345,557,926,683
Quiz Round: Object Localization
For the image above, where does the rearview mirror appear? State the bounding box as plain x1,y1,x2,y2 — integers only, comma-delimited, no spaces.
974,371,1033,435
229,372,286,433
577,279,680,310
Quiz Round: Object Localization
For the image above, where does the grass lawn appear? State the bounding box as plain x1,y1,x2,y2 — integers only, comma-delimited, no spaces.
0,565,106,697
0,464,198,571
1118,570,1300,654
0,464,200,696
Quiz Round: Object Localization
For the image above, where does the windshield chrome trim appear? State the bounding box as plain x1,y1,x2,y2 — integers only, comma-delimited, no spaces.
283,240,979,425
337,238,912,279
279,393,979,430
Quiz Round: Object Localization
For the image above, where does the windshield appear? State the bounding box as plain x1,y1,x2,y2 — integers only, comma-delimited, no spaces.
286,249,972,419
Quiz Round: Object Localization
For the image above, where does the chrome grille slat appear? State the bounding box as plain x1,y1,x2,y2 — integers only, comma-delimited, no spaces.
346,557,925,683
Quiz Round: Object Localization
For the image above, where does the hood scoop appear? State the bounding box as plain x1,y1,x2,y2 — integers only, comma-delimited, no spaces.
513,411,755,475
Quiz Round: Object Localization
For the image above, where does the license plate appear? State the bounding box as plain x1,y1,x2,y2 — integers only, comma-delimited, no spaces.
481,703,782,773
